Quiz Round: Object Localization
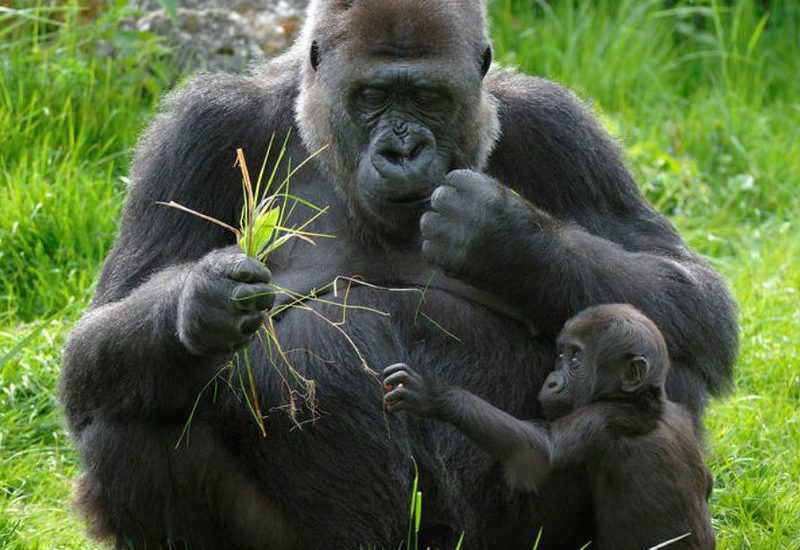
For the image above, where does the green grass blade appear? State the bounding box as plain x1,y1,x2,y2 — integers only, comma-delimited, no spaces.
0,322,45,370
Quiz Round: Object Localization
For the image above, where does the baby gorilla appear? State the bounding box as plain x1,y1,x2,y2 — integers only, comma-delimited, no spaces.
383,304,715,550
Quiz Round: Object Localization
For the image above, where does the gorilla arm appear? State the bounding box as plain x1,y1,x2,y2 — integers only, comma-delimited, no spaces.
60,72,297,428
421,74,737,407
382,364,552,491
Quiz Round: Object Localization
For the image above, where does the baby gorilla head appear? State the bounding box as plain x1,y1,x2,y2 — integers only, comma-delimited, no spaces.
539,304,670,419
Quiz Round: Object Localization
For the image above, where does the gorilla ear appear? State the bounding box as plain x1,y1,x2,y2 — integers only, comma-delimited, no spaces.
310,40,320,71
621,356,648,393
480,45,492,78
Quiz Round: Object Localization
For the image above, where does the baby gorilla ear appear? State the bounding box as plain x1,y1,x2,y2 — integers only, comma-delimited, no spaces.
621,356,649,393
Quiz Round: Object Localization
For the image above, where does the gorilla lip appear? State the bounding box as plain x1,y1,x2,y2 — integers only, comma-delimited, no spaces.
386,189,434,205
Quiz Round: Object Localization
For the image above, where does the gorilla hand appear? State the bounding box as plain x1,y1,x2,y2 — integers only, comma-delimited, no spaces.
383,363,449,418
177,246,275,357
420,169,543,288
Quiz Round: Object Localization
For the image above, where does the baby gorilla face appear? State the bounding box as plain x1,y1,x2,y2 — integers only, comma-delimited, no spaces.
538,304,670,419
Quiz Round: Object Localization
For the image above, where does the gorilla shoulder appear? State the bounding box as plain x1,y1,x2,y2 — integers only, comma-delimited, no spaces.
100,62,304,304
484,69,642,219
138,64,300,166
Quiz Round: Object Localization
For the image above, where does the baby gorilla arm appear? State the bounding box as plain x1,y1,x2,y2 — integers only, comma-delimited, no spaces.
545,405,615,469
383,364,551,491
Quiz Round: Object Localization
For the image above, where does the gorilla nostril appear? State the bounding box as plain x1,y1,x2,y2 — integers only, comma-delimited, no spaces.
380,149,405,165
409,142,426,160
372,124,437,179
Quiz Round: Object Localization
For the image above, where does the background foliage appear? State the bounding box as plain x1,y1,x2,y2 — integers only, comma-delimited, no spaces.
1,0,798,547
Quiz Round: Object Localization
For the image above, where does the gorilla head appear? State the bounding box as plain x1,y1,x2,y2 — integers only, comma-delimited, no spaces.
539,304,671,419
296,0,500,238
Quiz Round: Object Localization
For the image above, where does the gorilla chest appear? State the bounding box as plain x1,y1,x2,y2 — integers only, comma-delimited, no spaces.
266,286,549,418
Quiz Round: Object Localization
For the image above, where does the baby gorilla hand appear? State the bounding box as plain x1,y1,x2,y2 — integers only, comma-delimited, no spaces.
177,246,275,357
382,363,447,418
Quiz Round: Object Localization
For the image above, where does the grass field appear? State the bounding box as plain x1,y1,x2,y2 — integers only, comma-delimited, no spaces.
1,1,798,548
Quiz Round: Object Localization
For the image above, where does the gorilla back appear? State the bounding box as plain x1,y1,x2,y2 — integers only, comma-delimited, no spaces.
60,0,736,548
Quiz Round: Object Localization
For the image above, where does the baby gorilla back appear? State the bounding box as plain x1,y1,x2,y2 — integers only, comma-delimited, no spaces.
589,402,714,550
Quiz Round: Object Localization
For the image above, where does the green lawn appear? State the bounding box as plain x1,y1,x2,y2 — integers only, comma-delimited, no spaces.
1,1,798,548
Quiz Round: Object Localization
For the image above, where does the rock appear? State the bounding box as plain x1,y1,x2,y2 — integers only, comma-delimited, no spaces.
128,0,309,72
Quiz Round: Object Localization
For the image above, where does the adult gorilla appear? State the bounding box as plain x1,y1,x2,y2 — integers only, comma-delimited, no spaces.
61,0,736,548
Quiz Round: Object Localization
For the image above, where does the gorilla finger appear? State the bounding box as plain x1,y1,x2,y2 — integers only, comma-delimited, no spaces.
383,363,411,388
385,371,421,392
384,370,410,386
420,214,467,247
385,395,423,415
429,185,463,214
225,256,272,284
384,387,416,408
383,363,411,377
421,240,447,263
231,283,276,312
419,211,450,239
422,240,464,274
444,169,482,191
237,312,266,337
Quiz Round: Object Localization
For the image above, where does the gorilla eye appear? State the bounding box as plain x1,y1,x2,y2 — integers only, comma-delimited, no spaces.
480,45,492,78
357,87,388,110
414,90,448,109
310,40,320,71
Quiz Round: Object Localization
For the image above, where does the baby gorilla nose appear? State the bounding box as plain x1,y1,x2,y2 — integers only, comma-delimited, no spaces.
545,371,566,393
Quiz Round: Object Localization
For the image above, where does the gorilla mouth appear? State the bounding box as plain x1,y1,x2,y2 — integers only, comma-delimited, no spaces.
386,189,434,205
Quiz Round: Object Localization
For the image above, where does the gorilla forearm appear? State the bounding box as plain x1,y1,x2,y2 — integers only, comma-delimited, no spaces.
423,168,736,397
60,265,216,430
62,73,293,430
441,388,548,461
478,73,737,394
383,365,551,489
444,390,555,491
511,218,737,396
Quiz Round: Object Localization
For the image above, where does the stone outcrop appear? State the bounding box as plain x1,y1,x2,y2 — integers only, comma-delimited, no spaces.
128,0,309,72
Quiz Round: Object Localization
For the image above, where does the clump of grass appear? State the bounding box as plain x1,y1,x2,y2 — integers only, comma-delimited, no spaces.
159,133,329,261
160,131,329,436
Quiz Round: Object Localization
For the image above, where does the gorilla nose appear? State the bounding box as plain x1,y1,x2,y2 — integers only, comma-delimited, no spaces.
378,138,429,165
372,127,436,182
545,372,565,393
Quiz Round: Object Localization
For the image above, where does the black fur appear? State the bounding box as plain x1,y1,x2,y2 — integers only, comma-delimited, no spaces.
61,1,736,548
384,304,715,549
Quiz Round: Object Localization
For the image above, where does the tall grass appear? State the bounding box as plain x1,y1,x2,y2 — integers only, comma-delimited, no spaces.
1,2,175,547
490,0,800,227
0,0,798,548
0,1,177,322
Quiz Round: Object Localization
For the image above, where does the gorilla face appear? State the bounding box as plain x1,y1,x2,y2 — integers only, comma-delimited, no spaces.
346,60,479,229
296,0,499,239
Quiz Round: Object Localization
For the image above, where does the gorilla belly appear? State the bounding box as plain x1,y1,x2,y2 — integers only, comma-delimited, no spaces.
215,287,567,548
